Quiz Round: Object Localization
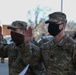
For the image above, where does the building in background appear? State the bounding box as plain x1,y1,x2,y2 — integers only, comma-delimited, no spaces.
2,25,10,36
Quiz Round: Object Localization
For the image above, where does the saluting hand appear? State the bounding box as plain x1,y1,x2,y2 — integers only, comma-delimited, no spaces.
24,26,32,46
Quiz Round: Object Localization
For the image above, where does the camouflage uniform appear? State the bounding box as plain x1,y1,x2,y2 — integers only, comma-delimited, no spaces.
0,38,46,75
0,35,7,63
0,21,45,75
40,12,76,75
0,36,7,45
41,34,76,75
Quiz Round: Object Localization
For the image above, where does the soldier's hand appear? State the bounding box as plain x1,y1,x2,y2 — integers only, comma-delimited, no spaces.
24,26,32,46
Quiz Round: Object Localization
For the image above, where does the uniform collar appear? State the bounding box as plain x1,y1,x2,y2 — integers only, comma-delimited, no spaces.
52,34,68,46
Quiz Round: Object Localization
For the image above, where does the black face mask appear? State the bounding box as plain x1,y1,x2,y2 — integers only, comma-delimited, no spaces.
11,31,24,46
48,22,63,36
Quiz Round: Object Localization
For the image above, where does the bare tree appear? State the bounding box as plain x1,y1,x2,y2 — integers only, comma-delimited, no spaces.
27,5,51,28
67,21,76,31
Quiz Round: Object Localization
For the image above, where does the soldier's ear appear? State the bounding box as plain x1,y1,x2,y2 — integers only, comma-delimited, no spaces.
61,23,66,29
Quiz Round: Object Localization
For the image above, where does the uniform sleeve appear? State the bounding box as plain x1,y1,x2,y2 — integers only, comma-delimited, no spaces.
30,43,42,66
19,43,46,75
19,43,41,66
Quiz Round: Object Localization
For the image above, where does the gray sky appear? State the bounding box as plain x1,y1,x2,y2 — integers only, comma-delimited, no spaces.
0,0,76,25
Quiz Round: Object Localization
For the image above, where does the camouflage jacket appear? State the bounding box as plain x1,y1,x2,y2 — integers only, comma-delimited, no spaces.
0,37,7,57
0,37,7,45
0,42,45,75
41,34,76,75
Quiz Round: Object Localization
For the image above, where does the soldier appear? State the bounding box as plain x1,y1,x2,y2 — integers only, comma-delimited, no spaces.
38,33,53,46
31,37,38,46
0,36,7,63
69,31,76,43
40,12,76,75
0,20,45,75
38,33,49,46
0,26,7,63
0,35,7,63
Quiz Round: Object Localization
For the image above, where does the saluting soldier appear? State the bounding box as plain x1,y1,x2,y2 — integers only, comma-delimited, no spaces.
0,21,45,75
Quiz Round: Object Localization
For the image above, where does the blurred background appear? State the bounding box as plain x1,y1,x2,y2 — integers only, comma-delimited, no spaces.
0,0,76,41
